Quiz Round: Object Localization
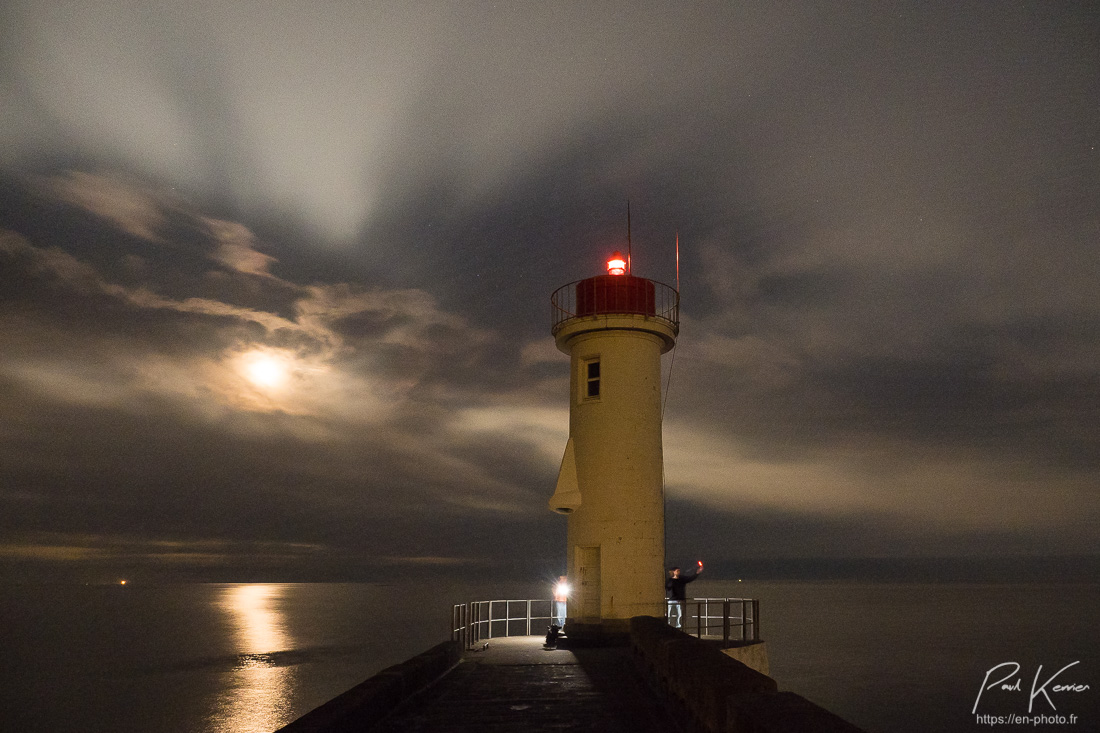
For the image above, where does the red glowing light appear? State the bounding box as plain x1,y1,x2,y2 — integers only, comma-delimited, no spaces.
607,252,626,275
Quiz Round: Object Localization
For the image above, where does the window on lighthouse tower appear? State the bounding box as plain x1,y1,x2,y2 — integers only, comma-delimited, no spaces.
584,359,600,399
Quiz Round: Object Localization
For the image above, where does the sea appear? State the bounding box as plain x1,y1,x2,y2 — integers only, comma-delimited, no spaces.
1,579,1097,733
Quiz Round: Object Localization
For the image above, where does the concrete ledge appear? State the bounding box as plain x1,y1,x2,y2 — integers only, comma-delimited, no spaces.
666,638,777,731
630,614,682,660
628,616,864,733
630,616,776,732
275,640,462,733
721,641,770,676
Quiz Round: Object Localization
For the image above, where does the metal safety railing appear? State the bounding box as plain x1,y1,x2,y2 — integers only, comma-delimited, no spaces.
452,597,760,651
451,599,555,650
550,277,680,333
677,597,761,647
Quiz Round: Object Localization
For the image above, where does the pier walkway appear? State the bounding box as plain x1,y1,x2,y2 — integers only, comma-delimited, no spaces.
374,635,682,732
280,616,866,733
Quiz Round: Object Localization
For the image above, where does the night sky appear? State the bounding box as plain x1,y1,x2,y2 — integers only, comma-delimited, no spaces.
1,2,1097,583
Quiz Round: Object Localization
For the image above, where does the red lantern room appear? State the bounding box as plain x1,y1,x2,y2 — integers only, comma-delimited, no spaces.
550,252,680,338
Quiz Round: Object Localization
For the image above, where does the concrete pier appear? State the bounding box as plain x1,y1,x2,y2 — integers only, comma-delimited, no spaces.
375,636,678,732
279,635,677,732
278,617,867,733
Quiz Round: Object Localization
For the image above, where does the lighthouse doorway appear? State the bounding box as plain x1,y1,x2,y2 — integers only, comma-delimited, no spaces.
576,545,601,619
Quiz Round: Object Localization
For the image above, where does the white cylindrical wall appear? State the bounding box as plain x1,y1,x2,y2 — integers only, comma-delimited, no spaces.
556,319,672,621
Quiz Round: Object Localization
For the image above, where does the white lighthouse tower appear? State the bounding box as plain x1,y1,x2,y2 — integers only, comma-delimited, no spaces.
548,252,679,633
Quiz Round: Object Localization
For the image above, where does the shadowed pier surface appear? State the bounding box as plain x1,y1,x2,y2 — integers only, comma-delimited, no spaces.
375,636,682,732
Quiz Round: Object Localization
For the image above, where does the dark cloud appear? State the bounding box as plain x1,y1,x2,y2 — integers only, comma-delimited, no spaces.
1,2,1097,581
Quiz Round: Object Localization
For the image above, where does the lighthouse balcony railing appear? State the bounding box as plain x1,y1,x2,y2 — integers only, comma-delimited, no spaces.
550,278,680,333
451,597,760,650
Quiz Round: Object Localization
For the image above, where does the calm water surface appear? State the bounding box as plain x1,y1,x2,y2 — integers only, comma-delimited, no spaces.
1,582,488,733
1,580,1097,733
695,580,1100,733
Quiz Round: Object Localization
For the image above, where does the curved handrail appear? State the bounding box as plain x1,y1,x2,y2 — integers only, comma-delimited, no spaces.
451,596,758,650
550,277,680,333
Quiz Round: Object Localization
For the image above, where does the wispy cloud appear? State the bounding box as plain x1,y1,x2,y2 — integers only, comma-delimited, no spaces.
1,2,1097,579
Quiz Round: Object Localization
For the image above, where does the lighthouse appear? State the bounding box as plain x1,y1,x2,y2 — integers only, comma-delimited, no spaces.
548,252,679,632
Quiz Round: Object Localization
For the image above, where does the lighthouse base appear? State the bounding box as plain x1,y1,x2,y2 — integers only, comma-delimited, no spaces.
562,618,632,646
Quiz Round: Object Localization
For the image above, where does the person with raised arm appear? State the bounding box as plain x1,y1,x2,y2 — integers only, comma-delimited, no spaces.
665,561,703,629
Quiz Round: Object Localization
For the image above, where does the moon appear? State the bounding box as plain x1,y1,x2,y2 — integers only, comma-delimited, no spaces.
243,352,288,389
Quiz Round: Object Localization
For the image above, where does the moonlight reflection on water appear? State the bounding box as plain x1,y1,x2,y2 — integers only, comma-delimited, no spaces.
210,584,296,733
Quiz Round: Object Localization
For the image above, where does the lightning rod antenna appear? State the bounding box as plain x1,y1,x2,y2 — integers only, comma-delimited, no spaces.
676,231,680,292
626,200,632,275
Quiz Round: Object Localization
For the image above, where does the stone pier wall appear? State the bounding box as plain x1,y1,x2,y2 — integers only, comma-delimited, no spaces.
629,616,866,733
275,640,462,733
